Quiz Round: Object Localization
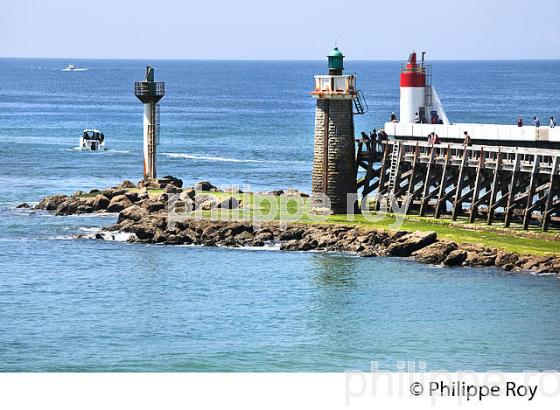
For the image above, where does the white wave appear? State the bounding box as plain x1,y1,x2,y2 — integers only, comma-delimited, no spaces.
105,149,130,154
66,212,117,218
237,242,282,251
48,235,76,241
78,229,136,242
162,152,271,163
162,152,307,165
105,231,136,242
78,227,102,233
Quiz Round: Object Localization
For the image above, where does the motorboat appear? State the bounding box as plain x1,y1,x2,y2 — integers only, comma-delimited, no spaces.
62,64,88,72
80,129,105,151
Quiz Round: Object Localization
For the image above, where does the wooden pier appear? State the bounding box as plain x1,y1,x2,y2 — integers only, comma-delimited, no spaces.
356,140,560,231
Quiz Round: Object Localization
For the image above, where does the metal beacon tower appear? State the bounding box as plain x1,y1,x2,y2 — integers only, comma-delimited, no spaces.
134,66,165,181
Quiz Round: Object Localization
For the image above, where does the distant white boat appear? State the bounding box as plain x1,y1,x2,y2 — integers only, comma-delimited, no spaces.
62,64,88,72
80,129,105,151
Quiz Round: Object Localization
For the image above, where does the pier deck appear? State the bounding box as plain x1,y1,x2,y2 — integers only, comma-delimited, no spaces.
356,140,560,231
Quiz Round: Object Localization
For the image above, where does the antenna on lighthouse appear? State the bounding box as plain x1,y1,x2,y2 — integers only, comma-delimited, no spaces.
134,66,165,181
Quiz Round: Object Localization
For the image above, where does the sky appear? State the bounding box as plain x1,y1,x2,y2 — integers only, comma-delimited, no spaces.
1,0,559,60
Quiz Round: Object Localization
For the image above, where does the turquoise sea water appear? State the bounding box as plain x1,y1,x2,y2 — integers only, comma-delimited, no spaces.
1,59,559,371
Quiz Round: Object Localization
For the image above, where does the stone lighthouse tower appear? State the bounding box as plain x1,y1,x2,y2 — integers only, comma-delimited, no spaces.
311,47,361,214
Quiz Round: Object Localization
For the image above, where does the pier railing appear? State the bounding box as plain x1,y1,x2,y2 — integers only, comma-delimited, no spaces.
384,122,560,147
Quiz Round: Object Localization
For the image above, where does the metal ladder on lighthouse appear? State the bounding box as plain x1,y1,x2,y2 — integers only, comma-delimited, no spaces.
352,90,368,115
380,142,400,211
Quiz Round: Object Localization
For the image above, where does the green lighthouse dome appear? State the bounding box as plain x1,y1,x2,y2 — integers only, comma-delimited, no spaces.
327,46,344,73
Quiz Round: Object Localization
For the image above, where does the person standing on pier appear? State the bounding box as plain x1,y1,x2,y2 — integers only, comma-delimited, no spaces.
428,132,440,144
533,116,540,128
414,112,420,123
378,130,387,150
517,117,523,127
367,129,376,151
463,131,472,146
550,116,556,128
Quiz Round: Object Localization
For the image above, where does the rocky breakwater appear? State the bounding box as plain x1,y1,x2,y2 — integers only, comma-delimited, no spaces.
30,178,560,276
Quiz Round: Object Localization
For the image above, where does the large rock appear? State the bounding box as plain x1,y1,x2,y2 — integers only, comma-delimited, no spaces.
254,228,274,242
279,228,305,241
519,256,552,271
386,231,437,257
217,197,240,209
92,194,110,211
463,251,496,267
443,250,468,266
76,204,94,214
142,199,166,213
124,191,140,203
164,183,182,194
195,194,219,210
315,233,338,249
297,238,317,251
118,180,135,189
16,203,30,209
495,252,519,268
117,205,148,224
152,229,169,243
194,180,217,191
101,188,128,200
54,198,82,215
128,223,156,241
180,189,196,201
137,187,149,200
107,195,133,212
34,194,68,211
162,175,183,188
280,240,301,251
413,241,458,265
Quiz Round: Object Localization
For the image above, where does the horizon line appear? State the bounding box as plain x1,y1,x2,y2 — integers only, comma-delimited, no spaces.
1,56,560,62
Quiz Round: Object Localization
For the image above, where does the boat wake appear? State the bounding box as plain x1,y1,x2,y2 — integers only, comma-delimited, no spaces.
64,147,130,154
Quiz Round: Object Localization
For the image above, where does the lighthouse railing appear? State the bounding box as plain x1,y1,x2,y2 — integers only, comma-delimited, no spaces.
313,75,356,94
134,81,165,98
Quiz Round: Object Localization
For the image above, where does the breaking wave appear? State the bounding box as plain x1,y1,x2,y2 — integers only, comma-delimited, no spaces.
162,152,306,164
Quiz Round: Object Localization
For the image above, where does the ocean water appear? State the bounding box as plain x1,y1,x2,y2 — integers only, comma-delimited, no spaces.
1,59,559,371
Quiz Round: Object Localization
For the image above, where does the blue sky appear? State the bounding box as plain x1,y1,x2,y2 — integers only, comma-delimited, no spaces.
1,0,558,60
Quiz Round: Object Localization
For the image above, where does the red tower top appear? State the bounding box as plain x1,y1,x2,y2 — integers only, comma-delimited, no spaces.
400,52,426,87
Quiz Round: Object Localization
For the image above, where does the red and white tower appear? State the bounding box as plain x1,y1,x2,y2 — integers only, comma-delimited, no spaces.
399,51,427,123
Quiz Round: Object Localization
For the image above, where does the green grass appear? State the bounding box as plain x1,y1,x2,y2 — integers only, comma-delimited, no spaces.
177,192,560,256
77,188,559,256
